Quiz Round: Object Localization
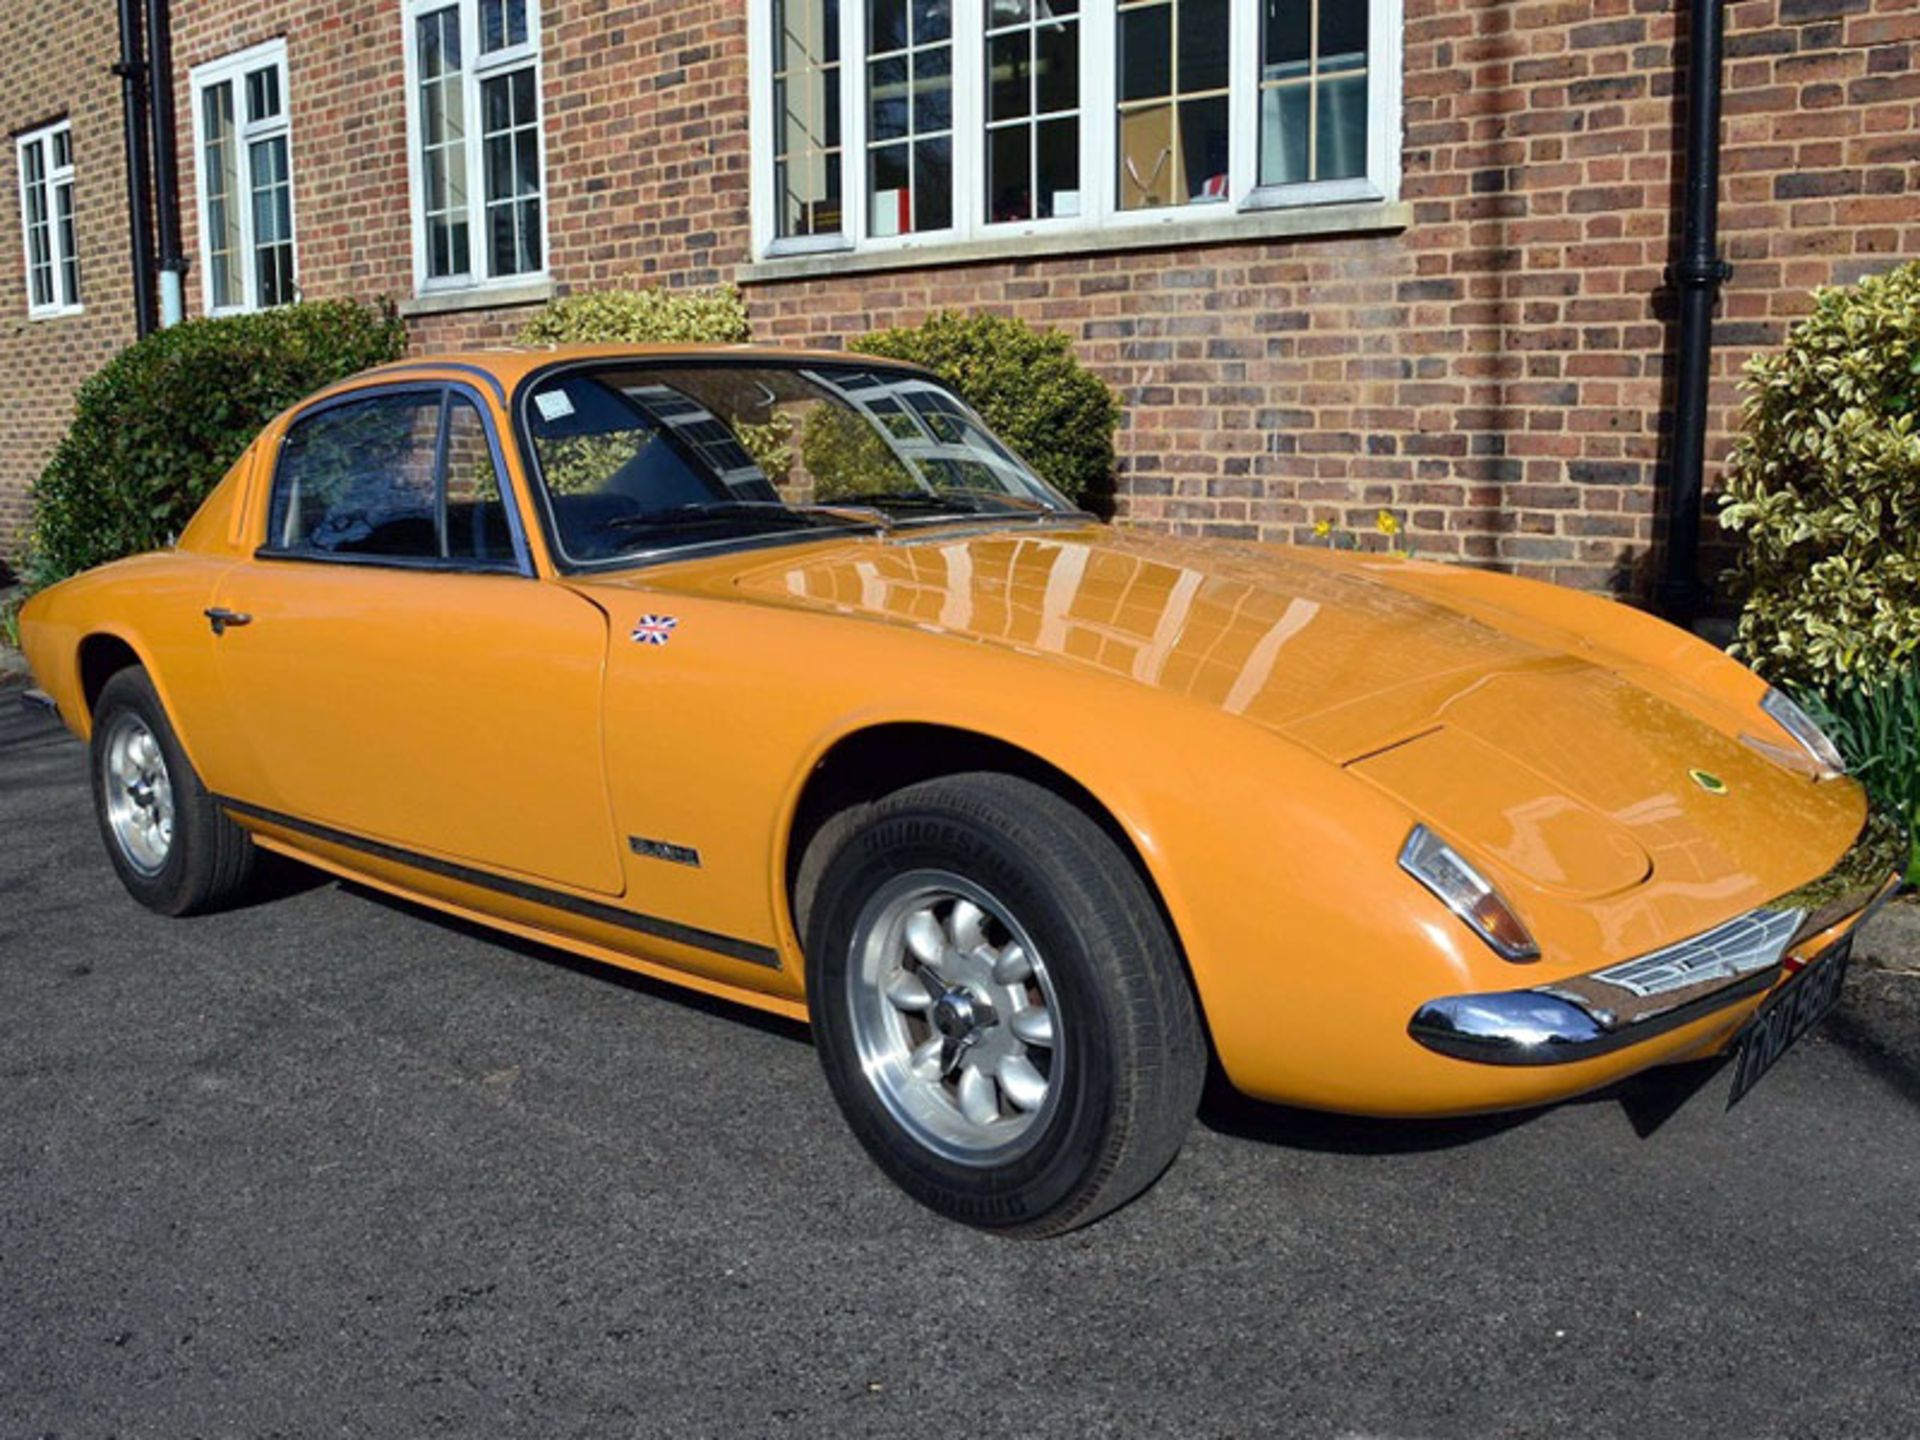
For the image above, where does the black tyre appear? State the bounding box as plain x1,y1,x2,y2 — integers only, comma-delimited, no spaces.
89,667,256,916
805,772,1206,1236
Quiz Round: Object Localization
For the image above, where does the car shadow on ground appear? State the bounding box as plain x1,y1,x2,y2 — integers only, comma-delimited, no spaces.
1824,972,1920,1111
1195,1053,1732,1155
318,861,1751,1148
0,702,77,762
220,850,337,909
336,877,815,1047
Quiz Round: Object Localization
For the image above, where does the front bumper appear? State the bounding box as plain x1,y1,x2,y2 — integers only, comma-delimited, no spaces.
1409,857,1904,1067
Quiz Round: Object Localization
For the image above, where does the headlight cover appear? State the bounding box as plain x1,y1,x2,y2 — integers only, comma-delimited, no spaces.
1760,687,1847,776
1399,825,1540,962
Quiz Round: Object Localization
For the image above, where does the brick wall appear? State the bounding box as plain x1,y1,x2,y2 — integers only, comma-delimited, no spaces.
163,0,753,340
743,0,1920,591
0,2,137,570
4,0,1917,596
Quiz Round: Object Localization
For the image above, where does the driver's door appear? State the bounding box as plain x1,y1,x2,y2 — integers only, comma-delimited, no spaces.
209,383,625,896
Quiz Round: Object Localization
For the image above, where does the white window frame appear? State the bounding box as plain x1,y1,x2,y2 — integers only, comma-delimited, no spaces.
400,0,551,298
747,0,1401,264
16,119,80,318
189,39,299,316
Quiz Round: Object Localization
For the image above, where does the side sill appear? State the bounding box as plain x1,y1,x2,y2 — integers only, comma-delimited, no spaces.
216,795,782,971
245,833,809,1027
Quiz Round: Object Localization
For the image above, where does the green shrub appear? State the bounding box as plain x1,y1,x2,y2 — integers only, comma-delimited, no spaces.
798,404,915,501
516,281,751,346
1720,260,1920,687
518,282,767,488
1793,668,1920,884
27,298,407,585
854,311,1119,509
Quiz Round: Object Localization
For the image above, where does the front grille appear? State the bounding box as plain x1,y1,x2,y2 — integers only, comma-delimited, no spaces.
1582,908,1803,999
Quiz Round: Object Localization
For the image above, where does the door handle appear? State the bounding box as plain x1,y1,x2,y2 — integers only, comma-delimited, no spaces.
204,607,253,636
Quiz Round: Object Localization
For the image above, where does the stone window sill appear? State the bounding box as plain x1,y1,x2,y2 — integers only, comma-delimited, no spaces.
737,200,1414,284
398,278,555,318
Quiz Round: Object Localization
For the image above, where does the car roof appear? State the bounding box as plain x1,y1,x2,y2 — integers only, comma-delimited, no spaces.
347,342,934,394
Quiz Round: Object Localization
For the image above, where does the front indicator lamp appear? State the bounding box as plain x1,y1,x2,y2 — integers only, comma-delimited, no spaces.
1398,824,1540,962
1759,687,1847,777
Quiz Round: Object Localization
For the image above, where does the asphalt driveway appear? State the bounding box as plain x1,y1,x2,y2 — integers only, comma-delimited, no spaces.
2,684,1917,1439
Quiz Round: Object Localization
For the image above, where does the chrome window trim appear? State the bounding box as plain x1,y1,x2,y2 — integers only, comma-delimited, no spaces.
364,360,510,404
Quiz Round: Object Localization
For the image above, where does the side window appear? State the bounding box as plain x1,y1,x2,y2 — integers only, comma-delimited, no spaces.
267,390,516,567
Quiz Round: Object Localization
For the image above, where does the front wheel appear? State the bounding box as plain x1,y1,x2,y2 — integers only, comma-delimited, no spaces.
804,772,1206,1237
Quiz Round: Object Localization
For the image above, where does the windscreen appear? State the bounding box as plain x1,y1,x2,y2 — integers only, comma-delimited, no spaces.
521,362,1074,565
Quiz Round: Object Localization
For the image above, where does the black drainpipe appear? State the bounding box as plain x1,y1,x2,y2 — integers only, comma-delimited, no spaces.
113,0,156,339
145,0,187,327
1657,0,1732,626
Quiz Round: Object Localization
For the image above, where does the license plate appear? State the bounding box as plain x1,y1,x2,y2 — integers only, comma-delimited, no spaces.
1727,940,1850,1107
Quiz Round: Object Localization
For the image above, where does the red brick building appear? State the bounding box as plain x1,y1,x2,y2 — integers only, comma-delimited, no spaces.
2,0,1916,597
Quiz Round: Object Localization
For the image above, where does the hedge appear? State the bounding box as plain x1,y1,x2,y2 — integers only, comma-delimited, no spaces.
26,298,407,586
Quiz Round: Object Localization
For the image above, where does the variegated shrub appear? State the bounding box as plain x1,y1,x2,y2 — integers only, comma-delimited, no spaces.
1720,260,1920,687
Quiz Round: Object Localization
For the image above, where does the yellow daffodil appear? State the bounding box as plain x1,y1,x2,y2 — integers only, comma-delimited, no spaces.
1376,509,1401,537
1313,519,1333,540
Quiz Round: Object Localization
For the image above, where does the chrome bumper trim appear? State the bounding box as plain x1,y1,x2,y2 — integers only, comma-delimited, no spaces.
1409,868,1904,1068
18,688,57,717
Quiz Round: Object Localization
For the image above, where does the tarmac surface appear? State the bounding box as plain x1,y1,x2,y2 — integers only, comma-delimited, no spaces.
2,686,1917,1438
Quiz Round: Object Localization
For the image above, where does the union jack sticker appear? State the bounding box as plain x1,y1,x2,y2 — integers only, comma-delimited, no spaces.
630,614,679,646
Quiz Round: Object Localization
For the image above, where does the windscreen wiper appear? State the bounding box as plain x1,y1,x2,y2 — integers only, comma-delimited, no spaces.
600,501,887,534
823,491,991,514
827,490,1082,522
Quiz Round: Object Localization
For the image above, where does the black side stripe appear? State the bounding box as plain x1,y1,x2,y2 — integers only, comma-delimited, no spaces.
216,796,781,970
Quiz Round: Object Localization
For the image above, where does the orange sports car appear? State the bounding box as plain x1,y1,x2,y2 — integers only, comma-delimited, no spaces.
16,344,1900,1235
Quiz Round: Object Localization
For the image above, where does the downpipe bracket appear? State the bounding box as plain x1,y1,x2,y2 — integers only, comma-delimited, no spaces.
1667,256,1734,289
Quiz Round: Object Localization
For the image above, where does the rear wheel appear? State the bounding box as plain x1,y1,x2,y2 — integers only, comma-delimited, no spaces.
90,667,255,916
805,772,1206,1236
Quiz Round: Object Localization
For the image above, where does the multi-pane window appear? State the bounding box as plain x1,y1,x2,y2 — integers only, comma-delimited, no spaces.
1116,0,1230,210
752,0,1396,257
986,0,1080,222
866,0,953,236
1258,0,1369,187
417,7,469,278
192,42,297,313
405,0,546,290
773,0,844,239
17,121,79,316
480,0,529,49
480,66,541,276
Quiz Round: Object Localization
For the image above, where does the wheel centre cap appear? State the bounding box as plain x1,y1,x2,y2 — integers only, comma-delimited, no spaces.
932,989,991,1040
